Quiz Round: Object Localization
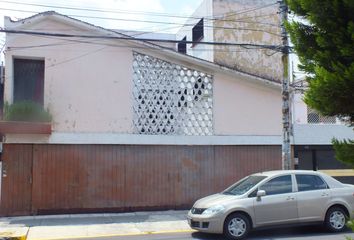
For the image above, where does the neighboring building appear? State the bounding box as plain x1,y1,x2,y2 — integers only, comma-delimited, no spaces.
113,30,177,49
176,0,282,82
291,85,354,183
0,11,282,216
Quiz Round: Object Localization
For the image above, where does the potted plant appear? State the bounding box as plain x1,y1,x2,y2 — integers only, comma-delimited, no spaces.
0,101,52,134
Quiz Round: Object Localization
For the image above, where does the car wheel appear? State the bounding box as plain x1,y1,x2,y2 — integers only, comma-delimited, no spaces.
223,213,251,240
325,207,348,232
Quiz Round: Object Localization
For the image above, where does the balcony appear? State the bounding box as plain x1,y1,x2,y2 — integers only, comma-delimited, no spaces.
0,101,52,135
0,121,51,134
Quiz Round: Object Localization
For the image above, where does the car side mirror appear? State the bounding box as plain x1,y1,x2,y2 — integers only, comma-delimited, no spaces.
257,190,266,198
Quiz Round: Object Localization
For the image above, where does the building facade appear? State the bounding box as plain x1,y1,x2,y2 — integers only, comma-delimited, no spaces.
0,11,282,216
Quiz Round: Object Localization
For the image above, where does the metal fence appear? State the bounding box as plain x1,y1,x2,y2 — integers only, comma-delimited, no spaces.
307,106,337,124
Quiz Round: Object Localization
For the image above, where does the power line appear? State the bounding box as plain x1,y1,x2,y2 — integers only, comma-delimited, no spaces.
0,28,286,51
221,2,278,19
46,46,108,69
0,42,5,52
0,8,280,36
3,35,280,78
229,13,278,22
7,38,279,54
5,41,81,50
0,0,278,25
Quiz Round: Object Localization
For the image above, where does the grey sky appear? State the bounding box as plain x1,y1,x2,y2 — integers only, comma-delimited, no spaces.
0,0,204,32
0,0,204,61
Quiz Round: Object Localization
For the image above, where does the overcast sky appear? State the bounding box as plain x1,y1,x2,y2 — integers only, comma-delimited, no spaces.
0,0,203,32
0,0,204,59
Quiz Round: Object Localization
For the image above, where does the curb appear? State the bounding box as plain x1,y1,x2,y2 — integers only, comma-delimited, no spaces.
28,230,196,240
0,229,28,240
0,236,27,240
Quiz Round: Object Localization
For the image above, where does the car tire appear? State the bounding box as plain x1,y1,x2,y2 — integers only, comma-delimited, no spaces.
324,207,348,232
223,213,251,240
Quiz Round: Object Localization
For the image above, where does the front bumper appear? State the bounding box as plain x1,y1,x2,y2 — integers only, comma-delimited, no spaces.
187,211,224,234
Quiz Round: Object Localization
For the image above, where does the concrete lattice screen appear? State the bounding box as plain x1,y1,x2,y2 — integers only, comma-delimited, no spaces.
132,52,213,136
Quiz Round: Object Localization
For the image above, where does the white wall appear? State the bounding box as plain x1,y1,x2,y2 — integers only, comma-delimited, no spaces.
4,14,282,139
214,72,282,135
293,93,308,124
5,18,133,133
176,0,214,61
293,124,354,145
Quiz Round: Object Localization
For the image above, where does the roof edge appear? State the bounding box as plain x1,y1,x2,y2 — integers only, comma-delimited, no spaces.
4,11,281,89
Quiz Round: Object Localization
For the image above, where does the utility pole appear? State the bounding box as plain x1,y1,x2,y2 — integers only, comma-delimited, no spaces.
279,0,291,170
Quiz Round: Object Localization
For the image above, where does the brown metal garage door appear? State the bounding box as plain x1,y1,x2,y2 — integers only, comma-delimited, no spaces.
0,144,281,216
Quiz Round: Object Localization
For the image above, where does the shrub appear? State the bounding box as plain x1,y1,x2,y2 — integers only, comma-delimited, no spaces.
4,101,52,122
347,219,354,240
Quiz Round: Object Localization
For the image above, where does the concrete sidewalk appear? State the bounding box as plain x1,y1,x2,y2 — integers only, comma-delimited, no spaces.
0,211,193,240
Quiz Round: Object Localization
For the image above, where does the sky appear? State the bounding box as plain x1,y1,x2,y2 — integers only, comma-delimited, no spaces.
0,0,204,61
0,0,203,32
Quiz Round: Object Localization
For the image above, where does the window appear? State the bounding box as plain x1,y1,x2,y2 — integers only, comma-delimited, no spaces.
259,175,292,195
14,58,44,105
177,37,187,54
223,175,267,196
296,174,328,192
132,52,213,136
192,18,204,43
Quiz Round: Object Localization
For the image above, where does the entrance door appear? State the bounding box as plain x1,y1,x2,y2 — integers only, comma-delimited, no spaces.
0,144,33,216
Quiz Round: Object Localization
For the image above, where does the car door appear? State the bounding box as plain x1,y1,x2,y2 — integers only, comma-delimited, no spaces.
295,174,331,222
253,174,298,226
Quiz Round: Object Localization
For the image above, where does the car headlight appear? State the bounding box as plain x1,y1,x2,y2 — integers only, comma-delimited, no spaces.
202,205,225,215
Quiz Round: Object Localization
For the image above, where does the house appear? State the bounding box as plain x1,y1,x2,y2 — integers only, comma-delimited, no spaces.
0,11,283,216
291,82,354,183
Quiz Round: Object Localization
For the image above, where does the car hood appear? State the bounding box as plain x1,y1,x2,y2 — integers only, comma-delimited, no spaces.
194,193,242,209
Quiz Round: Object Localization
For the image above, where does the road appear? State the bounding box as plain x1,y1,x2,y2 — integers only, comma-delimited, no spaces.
67,226,353,240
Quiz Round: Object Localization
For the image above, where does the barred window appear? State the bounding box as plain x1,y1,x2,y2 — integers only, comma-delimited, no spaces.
307,107,336,124
14,58,44,105
132,52,213,136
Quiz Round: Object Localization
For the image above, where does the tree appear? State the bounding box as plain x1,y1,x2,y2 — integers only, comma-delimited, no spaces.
286,0,354,165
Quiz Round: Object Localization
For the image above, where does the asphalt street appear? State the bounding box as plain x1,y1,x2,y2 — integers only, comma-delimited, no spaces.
66,226,353,240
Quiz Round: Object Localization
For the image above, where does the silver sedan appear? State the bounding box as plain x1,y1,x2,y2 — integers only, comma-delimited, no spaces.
187,170,354,240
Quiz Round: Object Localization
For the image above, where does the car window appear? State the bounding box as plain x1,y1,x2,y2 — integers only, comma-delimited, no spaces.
259,175,292,196
296,174,328,192
223,175,267,196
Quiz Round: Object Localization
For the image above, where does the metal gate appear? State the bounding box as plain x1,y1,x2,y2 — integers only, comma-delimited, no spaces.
0,144,281,216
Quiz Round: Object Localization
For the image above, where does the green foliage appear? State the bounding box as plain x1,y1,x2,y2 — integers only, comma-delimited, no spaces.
286,0,354,168
4,101,52,122
346,219,354,240
286,0,354,123
333,138,354,167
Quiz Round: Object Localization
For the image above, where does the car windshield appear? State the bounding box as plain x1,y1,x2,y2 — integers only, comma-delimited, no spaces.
222,175,267,195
